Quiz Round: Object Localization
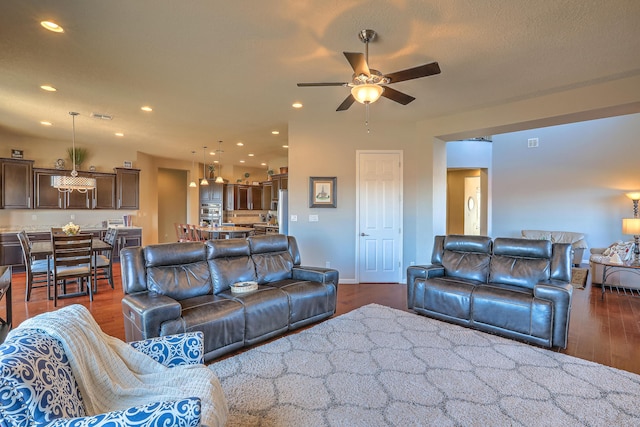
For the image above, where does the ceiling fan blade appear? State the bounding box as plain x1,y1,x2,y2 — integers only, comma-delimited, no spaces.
385,62,441,84
336,94,355,111
297,82,348,87
343,52,370,77
381,86,415,105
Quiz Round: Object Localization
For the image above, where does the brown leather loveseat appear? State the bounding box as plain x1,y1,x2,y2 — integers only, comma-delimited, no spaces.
120,234,338,361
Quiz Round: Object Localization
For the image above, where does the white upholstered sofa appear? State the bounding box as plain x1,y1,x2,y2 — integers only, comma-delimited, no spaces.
589,241,640,290
521,230,587,266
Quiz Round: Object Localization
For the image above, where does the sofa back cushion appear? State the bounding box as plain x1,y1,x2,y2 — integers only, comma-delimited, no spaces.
206,239,257,294
490,238,551,289
0,329,86,425
144,242,211,300
248,234,294,284
440,235,492,283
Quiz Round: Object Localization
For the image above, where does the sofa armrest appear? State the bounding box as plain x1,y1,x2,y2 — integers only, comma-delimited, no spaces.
534,280,573,348
292,266,339,287
46,398,201,427
121,292,182,342
129,331,205,366
406,265,445,309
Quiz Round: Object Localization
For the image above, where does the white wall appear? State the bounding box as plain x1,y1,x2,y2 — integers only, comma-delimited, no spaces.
491,113,640,251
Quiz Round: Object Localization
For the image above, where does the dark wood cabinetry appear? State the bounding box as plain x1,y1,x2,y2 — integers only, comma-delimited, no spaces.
261,182,273,210
93,173,116,209
34,169,64,209
115,168,140,209
224,184,263,210
270,173,288,207
1,158,33,209
199,182,223,204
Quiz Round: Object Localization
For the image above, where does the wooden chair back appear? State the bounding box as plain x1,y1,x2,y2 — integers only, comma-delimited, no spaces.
51,232,93,306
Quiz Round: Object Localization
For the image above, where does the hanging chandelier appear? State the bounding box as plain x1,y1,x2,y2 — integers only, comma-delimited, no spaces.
189,150,197,187
215,140,224,184
200,146,209,186
52,112,96,193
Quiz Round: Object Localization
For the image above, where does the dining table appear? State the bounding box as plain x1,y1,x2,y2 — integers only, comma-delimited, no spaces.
30,238,113,297
197,225,255,239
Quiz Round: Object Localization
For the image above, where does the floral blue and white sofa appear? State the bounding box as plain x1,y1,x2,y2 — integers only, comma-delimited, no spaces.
0,305,227,427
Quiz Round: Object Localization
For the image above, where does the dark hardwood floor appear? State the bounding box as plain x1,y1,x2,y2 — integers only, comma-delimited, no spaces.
4,263,640,375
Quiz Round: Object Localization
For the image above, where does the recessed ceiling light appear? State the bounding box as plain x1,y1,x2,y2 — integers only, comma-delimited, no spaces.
40,85,57,92
271,130,279,135
40,21,64,33
292,102,303,108
261,162,267,166
240,160,245,163
282,145,289,148
248,153,254,157
213,160,219,164
115,132,124,137
40,121,52,126
141,106,153,112
236,142,244,146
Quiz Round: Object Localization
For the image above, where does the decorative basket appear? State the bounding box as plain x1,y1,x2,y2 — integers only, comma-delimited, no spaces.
230,281,258,294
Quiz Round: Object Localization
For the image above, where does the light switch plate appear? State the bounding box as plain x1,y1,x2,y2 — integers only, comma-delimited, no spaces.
291,215,298,222
309,214,319,222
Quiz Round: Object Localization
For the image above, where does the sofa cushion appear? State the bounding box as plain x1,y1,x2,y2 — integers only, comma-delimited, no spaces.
147,260,212,300
268,279,331,328
490,238,551,289
249,235,294,283
206,239,257,294
415,276,478,323
160,295,245,360
0,329,86,424
472,284,553,342
441,251,491,283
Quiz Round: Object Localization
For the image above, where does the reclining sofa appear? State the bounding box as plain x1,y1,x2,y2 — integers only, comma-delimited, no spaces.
407,235,573,348
121,234,339,361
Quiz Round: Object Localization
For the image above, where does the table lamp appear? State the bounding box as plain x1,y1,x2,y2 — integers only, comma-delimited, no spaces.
625,192,640,218
622,218,640,266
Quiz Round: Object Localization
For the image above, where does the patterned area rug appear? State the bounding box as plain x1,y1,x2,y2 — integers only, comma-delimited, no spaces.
209,304,640,426
571,267,589,289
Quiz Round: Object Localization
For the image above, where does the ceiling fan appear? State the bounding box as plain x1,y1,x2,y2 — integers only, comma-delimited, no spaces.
297,29,441,111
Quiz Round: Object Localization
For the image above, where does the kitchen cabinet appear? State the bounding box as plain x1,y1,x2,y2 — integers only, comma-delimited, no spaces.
93,173,116,209
1,158,33,209
115,168,140,210
113,228,142,261
34,169,64,209
261,182,273,210
270,173,288,205
33,168,92,209
200,182,223,204
225,184,262,210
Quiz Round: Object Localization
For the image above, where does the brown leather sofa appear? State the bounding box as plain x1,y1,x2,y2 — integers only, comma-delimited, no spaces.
407,235,573,348
120,234,338,361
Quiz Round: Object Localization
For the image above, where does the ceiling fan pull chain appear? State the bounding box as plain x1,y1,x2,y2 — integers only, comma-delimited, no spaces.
365,103,371,133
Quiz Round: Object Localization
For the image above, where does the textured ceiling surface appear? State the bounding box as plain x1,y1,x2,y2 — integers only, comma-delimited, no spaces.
1,1,639,167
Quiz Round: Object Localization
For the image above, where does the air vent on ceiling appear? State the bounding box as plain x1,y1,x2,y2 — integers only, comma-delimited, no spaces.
90,112,113,121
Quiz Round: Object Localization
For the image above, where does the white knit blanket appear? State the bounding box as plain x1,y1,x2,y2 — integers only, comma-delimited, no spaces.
13,305,228,427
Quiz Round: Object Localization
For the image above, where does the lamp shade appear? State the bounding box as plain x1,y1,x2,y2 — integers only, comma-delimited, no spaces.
351,84,384,104
625,192,640,201
622,218,640,235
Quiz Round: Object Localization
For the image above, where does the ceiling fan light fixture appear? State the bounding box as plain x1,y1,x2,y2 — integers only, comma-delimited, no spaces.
351,84,384,104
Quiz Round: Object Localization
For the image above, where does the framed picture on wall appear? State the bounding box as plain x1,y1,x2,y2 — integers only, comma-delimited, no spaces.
309,176,337,208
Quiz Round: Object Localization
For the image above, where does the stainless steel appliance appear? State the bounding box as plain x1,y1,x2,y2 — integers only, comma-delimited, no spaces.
277,189,288,235
200,203,222,226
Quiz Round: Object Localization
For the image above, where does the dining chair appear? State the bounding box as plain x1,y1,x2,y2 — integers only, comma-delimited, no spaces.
51,232,93,307
175,223,190,242
94,228,119,291
50,227,65,236
17,231,51,301
188,224,206,241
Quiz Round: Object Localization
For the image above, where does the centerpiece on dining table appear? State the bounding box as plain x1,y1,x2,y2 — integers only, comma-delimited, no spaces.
62,222,81,236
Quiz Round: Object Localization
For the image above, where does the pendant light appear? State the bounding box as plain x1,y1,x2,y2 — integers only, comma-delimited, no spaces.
188,150,197,187
215,140,224,184
52,112,96,193
200,146,209,186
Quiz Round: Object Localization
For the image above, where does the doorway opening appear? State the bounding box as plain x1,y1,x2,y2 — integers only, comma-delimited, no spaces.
446,168,488,236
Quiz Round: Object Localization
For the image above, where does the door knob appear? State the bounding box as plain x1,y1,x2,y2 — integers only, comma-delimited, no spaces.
360,232,369,236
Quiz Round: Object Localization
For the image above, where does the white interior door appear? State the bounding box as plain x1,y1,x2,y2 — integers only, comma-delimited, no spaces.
464,176,481,235
357,151,402,283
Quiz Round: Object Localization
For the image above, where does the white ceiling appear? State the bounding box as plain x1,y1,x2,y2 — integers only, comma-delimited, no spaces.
1,1,639,168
